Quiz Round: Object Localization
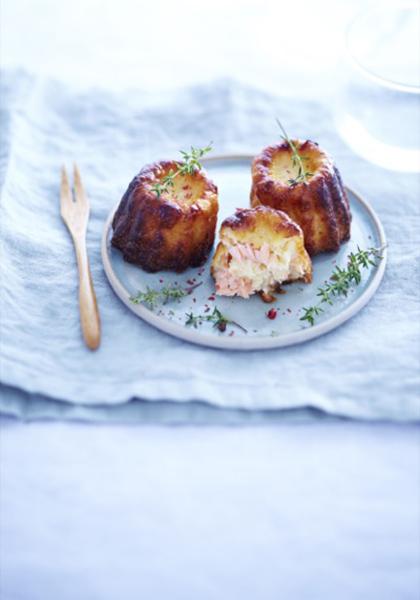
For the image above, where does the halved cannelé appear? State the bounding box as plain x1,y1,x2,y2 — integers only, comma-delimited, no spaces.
211,206,312,299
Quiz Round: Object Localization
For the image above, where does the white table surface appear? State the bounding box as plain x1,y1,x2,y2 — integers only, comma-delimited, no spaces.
1,420,419,600
1,1,419,598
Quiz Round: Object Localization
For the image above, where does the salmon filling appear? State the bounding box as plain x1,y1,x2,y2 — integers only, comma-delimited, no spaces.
213,240,307,298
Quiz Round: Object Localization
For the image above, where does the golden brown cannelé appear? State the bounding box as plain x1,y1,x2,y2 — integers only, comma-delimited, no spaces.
250,141,351,255
112,160,218,272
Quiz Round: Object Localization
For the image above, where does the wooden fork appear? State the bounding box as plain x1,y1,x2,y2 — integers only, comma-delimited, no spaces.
60,164,101,350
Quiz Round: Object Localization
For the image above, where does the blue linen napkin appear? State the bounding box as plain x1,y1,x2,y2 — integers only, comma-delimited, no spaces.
1,70,419,421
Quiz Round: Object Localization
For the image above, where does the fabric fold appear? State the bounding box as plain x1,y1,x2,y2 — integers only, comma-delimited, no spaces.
1,70,419,421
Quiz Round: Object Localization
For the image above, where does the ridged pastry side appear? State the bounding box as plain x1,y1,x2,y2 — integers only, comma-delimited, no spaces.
250,141,351,255
111,160,218,272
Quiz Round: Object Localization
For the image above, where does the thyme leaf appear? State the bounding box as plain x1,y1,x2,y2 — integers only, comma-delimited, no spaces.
276,118,312,185
151,143,213,197
130,282,202,310
185,307,247,334
300,247,384,326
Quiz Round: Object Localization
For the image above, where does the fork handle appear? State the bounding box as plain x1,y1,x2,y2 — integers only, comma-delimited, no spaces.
74,236,101,350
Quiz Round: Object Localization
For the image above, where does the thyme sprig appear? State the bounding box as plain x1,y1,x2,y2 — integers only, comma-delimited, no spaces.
300,247,384,326
130,282,202,310
276,118,313,186
151,143,213,197
185,307,248,334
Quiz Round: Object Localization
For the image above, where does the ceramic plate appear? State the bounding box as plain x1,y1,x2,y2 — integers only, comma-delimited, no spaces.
102,155,387,350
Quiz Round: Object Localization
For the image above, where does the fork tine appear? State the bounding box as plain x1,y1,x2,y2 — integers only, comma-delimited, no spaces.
60,165,73,214
73,162,89,211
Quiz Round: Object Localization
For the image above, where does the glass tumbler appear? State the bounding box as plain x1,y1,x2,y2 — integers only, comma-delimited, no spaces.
335,2,420,172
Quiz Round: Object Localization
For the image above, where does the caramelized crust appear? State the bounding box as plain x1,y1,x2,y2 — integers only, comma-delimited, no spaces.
216,205,308,246
211,206,312,298
250,141,351,255
111,160,218,272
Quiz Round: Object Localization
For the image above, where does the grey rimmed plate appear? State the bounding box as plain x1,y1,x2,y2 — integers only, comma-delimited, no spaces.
101,155,387,350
